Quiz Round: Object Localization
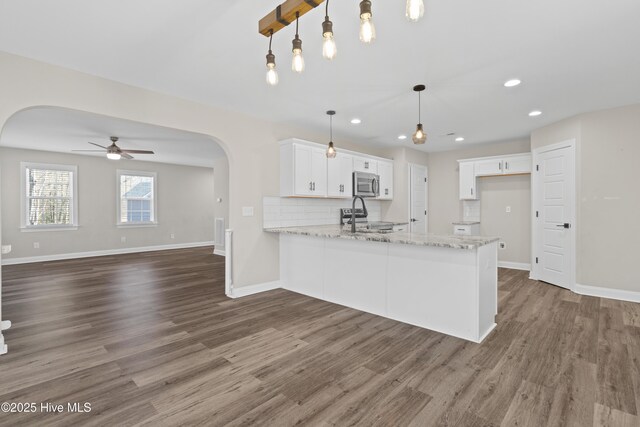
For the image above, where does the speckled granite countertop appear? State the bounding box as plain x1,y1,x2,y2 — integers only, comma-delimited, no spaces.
265,225,499,250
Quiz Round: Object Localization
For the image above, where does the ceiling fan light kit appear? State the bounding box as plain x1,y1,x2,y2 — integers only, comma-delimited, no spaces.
72,136,155,160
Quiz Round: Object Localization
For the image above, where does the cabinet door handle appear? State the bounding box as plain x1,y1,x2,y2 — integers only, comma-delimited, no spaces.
312,182,315,191
309,182,313,191
471,188,474,195
365,161,369,169
505,161,509,170
499,161,503,171
385,188,389,195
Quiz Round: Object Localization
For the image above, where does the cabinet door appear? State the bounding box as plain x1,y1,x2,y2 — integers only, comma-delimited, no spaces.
459,162,477,200
377,160,394,200
327,154,352,198
503,154,531,174
310,147,328,196
294,145,313,196
353,156,378,174
340,154,354,197
474,158,504,176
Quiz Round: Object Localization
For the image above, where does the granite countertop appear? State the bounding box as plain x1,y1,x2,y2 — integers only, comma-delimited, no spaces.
452,221,481,225
264,224,499,250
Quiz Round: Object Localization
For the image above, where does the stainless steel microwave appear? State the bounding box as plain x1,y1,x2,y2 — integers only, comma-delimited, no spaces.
353,171,380,197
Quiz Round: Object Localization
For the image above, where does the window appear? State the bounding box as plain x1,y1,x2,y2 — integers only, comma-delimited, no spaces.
117,170,157,225
21,162,78,229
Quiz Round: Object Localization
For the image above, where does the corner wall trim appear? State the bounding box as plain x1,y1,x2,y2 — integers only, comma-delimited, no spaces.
213,248,226,257
575,283,640,303
227,281,281,299
498,261,531,271
1,241,215,266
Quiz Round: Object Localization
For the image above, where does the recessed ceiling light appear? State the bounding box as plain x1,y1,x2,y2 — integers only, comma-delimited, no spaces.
504,79,521,88
455,137,465,142
398,135,407,140
350,118,362,124
529,110,542,117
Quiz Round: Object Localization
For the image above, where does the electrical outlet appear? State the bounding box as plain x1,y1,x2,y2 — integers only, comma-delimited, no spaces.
506,206,511,213
170,233,175,239
1,245,11,255
499,241,506,250
33,242,40,249
121,236,126,243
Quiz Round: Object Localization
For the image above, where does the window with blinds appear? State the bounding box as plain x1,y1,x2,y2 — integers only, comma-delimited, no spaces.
117,170,157,225
21,163,78,228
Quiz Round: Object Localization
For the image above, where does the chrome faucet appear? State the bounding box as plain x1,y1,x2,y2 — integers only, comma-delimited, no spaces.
351,195,368,233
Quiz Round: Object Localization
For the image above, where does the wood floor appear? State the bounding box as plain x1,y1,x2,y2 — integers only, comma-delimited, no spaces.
1,247,639,426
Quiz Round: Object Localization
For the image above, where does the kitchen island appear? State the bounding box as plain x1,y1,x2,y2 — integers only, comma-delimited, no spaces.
265,225,499,343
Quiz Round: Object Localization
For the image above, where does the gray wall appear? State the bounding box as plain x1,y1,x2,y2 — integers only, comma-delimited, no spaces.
531,104,640,292
427,139,532,265
1,147,216,260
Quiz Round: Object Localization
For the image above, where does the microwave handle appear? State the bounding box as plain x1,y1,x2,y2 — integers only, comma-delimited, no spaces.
372,178,379,196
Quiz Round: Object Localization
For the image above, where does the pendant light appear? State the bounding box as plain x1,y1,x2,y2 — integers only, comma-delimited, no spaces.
326,110,337,158
265,30,278,86
412,84,427,144
322,0,337,60
406,0,425,22
291,12,305,73
359,1,376,43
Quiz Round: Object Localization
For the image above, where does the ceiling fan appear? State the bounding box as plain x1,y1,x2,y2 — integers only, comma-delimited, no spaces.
72,136,154,160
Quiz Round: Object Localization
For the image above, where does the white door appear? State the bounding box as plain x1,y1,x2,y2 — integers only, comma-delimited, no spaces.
409,164,428,234
533,141,575,290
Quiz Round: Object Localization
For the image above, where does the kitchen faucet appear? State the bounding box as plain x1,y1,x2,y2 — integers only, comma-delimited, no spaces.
351,195,368,233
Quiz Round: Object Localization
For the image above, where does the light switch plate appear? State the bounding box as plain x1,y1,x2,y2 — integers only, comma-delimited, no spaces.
242,207,254,217
506,206,511,213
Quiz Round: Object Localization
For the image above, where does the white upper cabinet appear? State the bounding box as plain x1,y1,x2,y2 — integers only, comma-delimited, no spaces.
281,140,327,197
377,160,394,200
459,161,477,200
353,156,378,174
327,153,353,198
503,154,531,174
280,139,392,199
474,158,504,177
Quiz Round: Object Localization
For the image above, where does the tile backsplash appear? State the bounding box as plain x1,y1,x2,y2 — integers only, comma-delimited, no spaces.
462,200,481,222
263,197,382,228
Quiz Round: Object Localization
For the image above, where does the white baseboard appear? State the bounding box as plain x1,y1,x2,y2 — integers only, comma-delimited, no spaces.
213,248,226,257
575,283,640,303
498,261,531,271
1,241,215,266
227,281,281,298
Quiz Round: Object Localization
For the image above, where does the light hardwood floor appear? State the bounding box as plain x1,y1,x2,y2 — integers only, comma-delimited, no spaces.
1,247,639,426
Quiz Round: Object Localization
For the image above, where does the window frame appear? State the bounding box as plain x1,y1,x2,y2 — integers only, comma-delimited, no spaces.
20,162,79,231
116,169,158,227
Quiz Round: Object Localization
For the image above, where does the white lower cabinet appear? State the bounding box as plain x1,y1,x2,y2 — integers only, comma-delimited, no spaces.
327,154,353,198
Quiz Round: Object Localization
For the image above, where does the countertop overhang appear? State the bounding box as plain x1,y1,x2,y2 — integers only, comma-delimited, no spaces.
265,225,499,250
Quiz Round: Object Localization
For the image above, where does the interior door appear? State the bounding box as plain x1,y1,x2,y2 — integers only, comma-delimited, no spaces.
533,143,575,290
409,164,428,234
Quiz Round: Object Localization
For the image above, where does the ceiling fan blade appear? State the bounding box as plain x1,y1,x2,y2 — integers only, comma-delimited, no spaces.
88,142,108,149
72,149,106,152
121,153,134,160
120,149,155,154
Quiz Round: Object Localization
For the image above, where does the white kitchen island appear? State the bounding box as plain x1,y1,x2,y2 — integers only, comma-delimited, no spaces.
266,225,499,343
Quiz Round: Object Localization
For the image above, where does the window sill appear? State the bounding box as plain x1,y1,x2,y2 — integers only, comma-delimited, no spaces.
117,223,158,229
20,226,79,233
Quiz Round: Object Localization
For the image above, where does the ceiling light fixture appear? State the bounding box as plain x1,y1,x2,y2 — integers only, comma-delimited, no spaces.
326,110,337,158
322,0,337,60
504,79,521,88
406,0,424,22
455,137,465,142
106,152,121,160
265,30,278,86
529,110,542,117
412,84,427,144
359,0,376,43
350,118,362,124
398,135,407,140
291,12,305,73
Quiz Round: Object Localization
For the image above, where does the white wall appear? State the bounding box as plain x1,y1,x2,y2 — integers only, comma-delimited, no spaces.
0,147,215,261
531,104,640,292
427,139,532,265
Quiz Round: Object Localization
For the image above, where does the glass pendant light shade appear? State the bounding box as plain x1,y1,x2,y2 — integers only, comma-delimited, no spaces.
412,124,427,144
359,1,375,43
265,30,278,86
406,0,425,22
291,13,305,73
322,1,336,60
326,110,337,158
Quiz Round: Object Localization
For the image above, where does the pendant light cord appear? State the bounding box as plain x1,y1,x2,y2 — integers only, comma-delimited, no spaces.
268,29,273,52
325,0,330,18
295,12,299,37
330,114,333,142
418,91,421,123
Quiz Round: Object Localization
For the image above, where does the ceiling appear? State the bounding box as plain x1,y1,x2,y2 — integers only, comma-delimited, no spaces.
0,0,639,152
0,107,226,168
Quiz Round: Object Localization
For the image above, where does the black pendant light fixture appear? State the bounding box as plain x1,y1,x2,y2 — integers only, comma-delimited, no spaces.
322,0,337,60
359,0,376,43
326,110,337,158
412,84,427,144
291,12,305,73
265,30,278,86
